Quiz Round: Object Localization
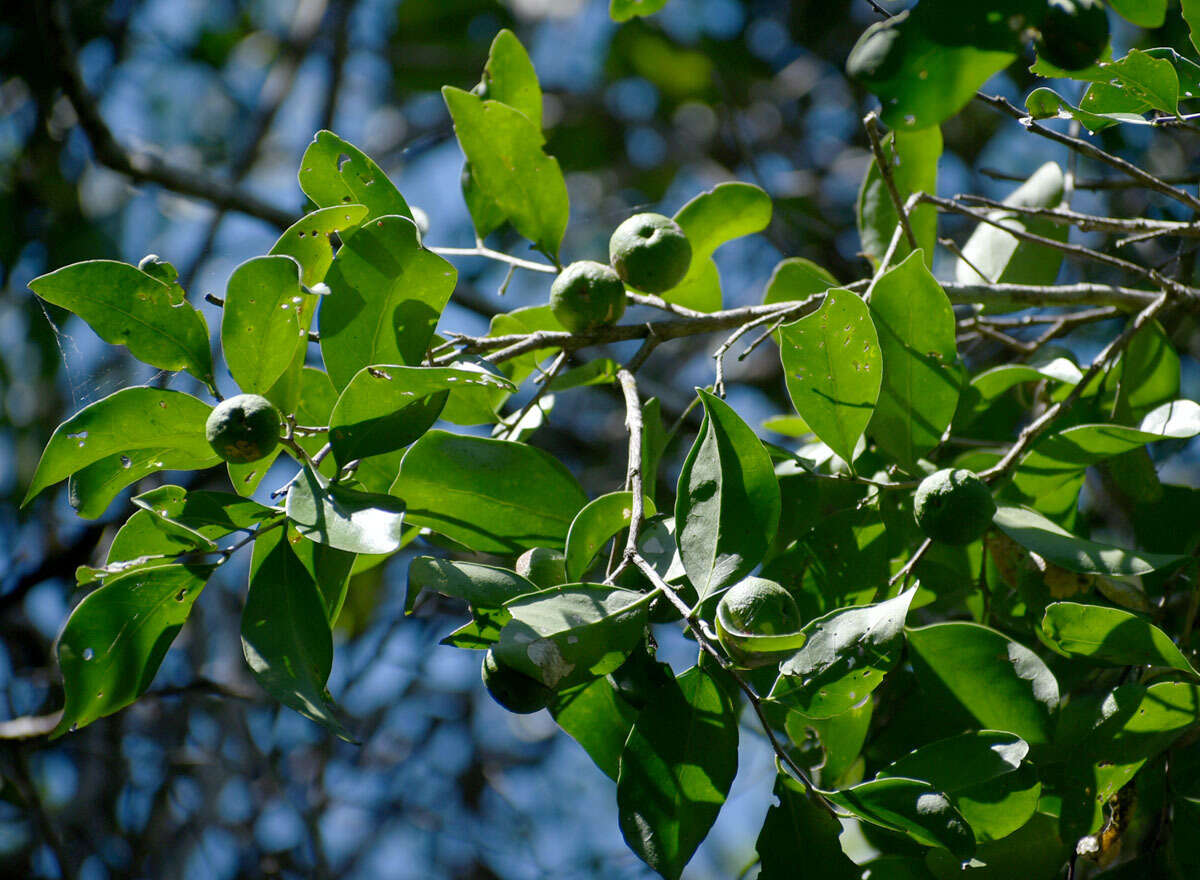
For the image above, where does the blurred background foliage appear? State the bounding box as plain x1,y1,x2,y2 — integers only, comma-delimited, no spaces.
2,0,1199,877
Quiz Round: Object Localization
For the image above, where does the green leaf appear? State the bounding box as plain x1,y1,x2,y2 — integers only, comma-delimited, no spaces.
68,447,216,520
786,699,874,787
610,0,670,22
1185,1,1200,55
242,526,354,741
53,563,214,736
221,255,307,394
762,257,839,305
858,127,942,268
1013,399,1200,500
757,774,859,880
550,676,640,781
954,162,1067,287
29,260,213,383
822,777,974,858
405,557,540,614
494,586,650,688
866,252,961,472
993,505,1184,576
961,357,1081,423
329,364,514,465
877,731,1040,842
24,388,219,506
1111,320,1180,419
298,130,411,226
270,204,370,287
285,466,407,555
132,485,276,540
617,667,738,880
1042,602,1198,674
1059,681,1198,839
675,389,781,599
924,812,1068,880
1024,86,1144,133
392,430,588,554
907,621,1059,746
666,182,772,312
772,587,916,718
288,529,356,625
106,508,215,565
319,214,456,389
442,86,568,258
847,9,1016,131
564,491,657,581
1107,0,1166,28
477,29,541,126
1100,48,1180,114
779,288,882,465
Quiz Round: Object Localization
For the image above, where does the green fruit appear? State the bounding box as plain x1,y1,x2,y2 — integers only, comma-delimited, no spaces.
608,213,692,293
716,577,802,667
1037,0,1108,72
205,394,281,464
913,468,996,546
549,261,627,334
481,649,553,714
515,547,566,589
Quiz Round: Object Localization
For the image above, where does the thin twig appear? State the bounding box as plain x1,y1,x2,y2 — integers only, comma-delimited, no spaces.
608,368,646,584
428,244,558,274
954,194,1200,238
983,292,1172,481
942,281,1158,311
500,349,566,441
863,111,918,251
975,92,1200,214
888,538,933,588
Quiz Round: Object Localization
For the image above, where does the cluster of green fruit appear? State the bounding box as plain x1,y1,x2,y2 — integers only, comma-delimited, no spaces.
549,212,692,333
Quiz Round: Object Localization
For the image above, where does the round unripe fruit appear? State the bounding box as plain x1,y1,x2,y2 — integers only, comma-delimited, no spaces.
609,213,692,293
549,261,627,334
515,547,566,589
717,577,802,667
1037,0,1108,72
481,649,553,714
913,468,996,546
205,394,281,464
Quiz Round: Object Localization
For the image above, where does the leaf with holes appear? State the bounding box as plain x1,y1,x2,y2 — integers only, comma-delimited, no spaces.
298,130,411,227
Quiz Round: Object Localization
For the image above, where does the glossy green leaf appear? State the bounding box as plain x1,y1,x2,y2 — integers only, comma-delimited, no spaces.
907,621,1059,745
1101,48,1179,114
993,505,1184,576
221,255,307,394
822,777,974,858
773,587,916,718
762,257,839,305
242,527,354,741
53,563,214,736
564,491,657,581
1107,0,1166,28
858,127,941,268
676,389,780,599
494,586,649,688
666,182,772,312
617,667,738,880
285,466,407,555
29,260,214,384
443,86,568,258
1185,1,1200,55
477,29,541,127
329,364,514,465
877,731,1039,842
955,162,1067,288
67,447,215,520
610,0,670,21
757,774,858,880
319,214,456,389
1024,86,1145,133
392,430,588,554
1059,681,1198,839
1012,400,1200,500
923,812,1067,880
24,388,219,506
1042,602,1197,674
405,557,541,614
106,509,215,564
866,252,961,471
298,130,411,226
779,288,881,465
270,204,369,287
132,485,276,540
961,357,1081,422
847,9,1016,131
1111,320,1180,419
787,699,874,787
550,676,639,781
288,529,356,625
